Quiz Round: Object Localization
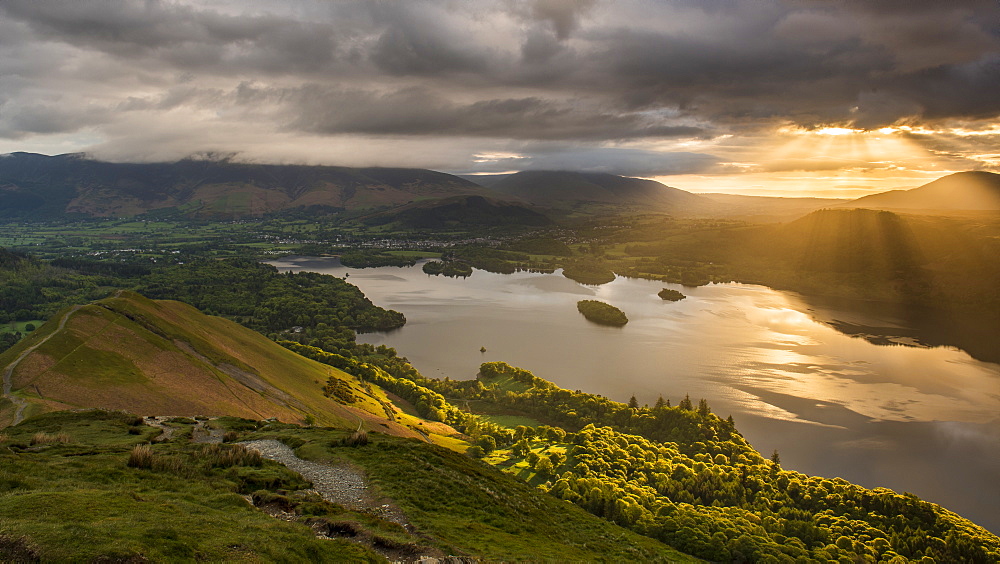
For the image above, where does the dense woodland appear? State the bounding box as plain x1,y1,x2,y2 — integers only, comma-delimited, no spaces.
0,252,403,354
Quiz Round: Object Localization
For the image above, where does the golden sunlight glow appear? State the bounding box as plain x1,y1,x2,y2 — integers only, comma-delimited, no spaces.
658,121,986,197
814,127,861,136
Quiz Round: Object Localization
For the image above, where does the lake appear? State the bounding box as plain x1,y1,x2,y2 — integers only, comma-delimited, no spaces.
269,256,1000,532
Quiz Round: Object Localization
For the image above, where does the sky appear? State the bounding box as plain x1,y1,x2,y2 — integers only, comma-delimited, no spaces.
0,0,998,198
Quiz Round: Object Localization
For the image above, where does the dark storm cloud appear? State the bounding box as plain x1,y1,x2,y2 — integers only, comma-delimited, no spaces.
0,0,997,170
281,85,705,140
0,0,351,75
366,3,495,76
522,0,597,41
0,98,112,139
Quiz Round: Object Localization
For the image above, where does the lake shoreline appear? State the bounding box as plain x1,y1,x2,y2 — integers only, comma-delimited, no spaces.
267,256,1000,533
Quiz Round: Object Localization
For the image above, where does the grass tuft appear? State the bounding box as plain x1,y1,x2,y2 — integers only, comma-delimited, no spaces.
29,432,70,445
126,444,153,468
340,430,369,447
197,444,262,468
126,444,187,475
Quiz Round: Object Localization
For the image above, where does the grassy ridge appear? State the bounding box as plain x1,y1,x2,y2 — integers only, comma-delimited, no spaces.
2,292,419,433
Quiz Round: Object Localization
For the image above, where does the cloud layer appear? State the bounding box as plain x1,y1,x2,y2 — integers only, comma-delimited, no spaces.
0,0,997,187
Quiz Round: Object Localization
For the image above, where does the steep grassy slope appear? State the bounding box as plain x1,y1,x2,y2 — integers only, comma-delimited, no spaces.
0,292,428,438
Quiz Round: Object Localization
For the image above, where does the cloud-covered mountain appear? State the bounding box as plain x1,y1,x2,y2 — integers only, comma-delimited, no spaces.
0,152,492,218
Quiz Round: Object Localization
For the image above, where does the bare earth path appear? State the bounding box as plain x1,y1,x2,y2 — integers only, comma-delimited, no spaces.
241,439,410,529
2,306,82,425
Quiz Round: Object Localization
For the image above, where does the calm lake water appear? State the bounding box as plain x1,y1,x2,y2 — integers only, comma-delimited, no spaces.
270,257,1000,532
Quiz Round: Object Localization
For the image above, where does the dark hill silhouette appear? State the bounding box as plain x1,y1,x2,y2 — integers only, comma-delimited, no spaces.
487,170,713,211
764,208,924,276
0,152,492,218
458,173,512,188
843,171,1000,211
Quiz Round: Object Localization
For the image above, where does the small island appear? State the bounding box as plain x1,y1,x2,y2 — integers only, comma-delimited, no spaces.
577,300,628,326
657,288,686,301
423,260,474,278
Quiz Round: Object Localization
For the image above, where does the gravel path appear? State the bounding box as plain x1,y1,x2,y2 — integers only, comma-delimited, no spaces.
241,439,412,529
241,439,371,511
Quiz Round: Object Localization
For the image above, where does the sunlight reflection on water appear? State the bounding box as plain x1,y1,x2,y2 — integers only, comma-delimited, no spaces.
268,257,1000,531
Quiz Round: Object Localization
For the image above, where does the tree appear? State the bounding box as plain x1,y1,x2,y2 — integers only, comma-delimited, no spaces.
679,394,693,411
698,398,710,417
770,449,781,466
654,395,666,409
628,395,639,409
512,439,530,458
535,456,554,477
478,435,497,454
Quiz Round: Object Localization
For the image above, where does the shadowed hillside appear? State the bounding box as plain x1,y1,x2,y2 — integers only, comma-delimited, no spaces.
736,208,1000,307
0,152,494,218
488,170,713,212
359,194,551,228
843,171,1000,211
767,208,925,276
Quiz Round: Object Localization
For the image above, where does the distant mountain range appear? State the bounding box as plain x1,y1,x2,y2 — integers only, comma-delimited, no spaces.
0,152,490,218
1,152,996,220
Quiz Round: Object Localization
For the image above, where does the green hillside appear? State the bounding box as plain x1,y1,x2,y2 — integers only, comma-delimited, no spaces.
0,409,695,562
0,291,427,441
